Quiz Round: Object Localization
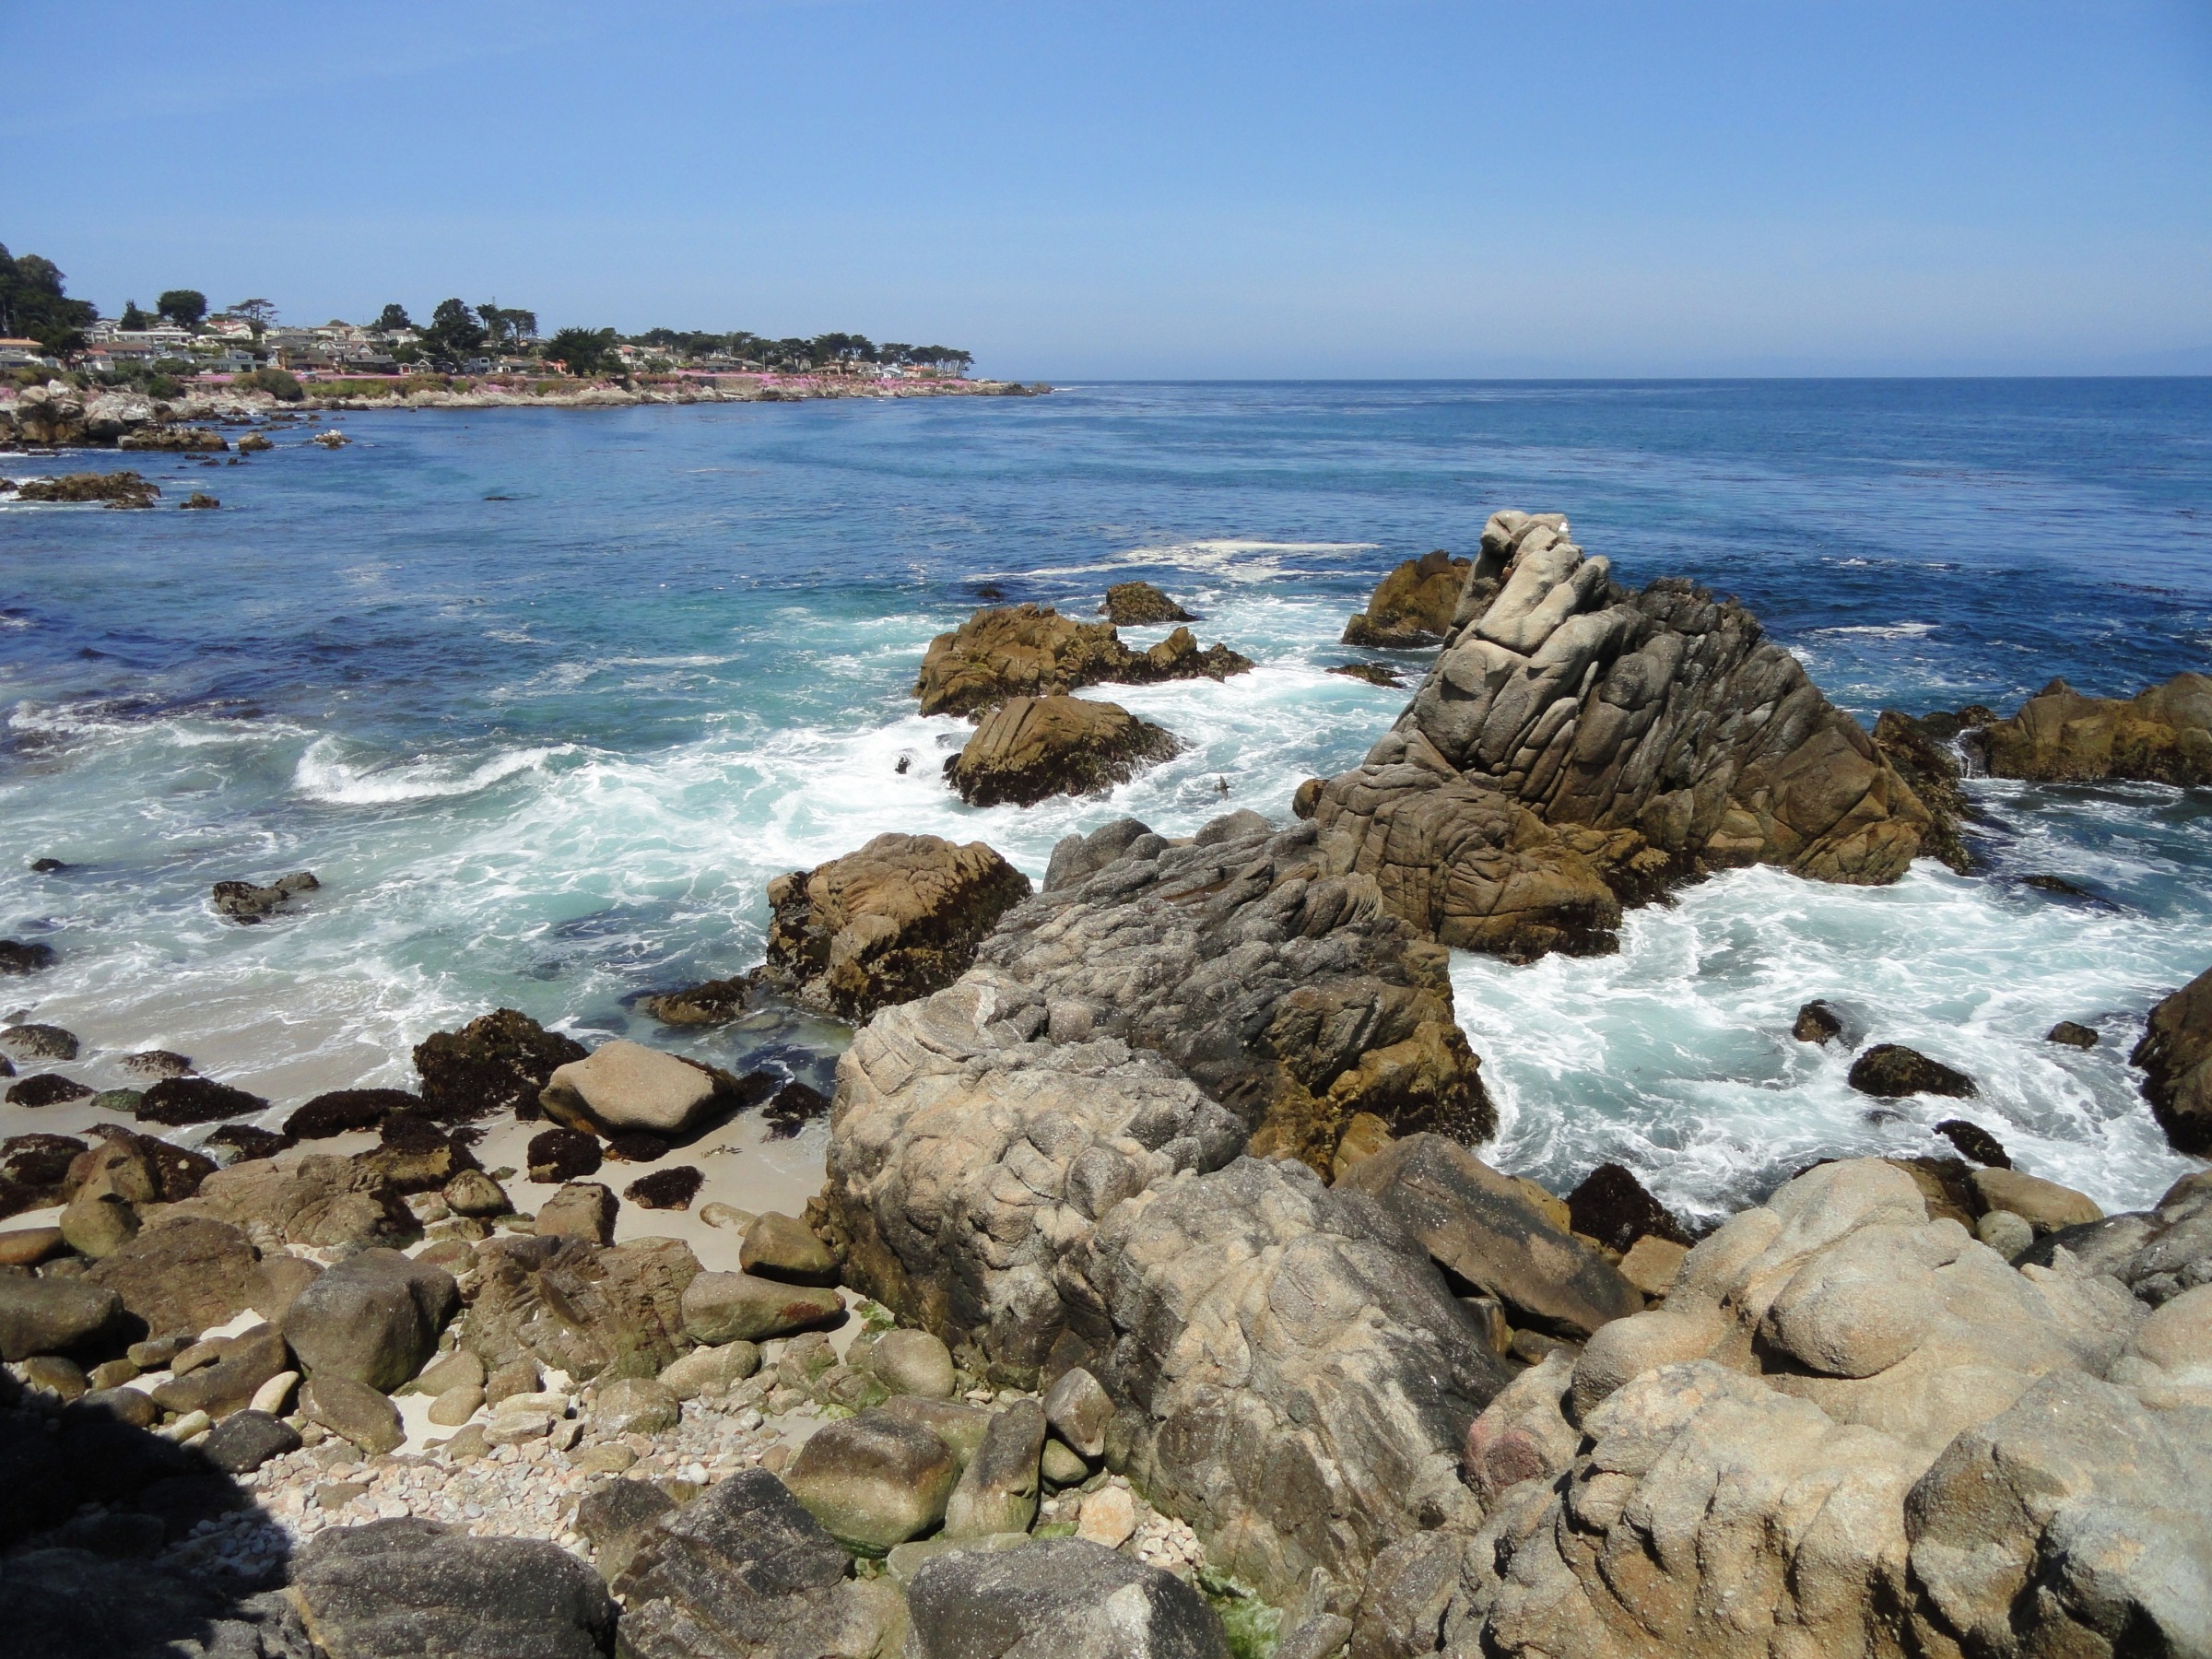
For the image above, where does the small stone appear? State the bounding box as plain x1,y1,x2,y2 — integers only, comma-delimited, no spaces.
569,1442,639,1476
1970,1167,2101,1233
429,1382,484,1425
1075,1483,1136,1547
1847,1043,1977,1100
485,1357,543,1404
1792,1000,1844,1044
0,1227,65,1267
783,1409,960,1551
699,1201,754,1230
442,1168,512,1218
250,1369,299,1416
440,1423,490,1462
163,1408,213,1442
21,1353,88,1399
740,1211,840,1284
88,1356,142,1390
406,1348,487,1398
486,1407,555,1444
536,1182,618,1245
201,1408,301,1474
540,1039,728,1137
2047,1020,2100,1049
658,1339,760,1400
303,1373,405,1455
1934,1118,2012,1169
314,1480,370,1510
59,1190,141,1259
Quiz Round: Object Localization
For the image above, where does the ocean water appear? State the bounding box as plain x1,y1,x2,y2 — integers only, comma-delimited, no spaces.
3,379,2208,1221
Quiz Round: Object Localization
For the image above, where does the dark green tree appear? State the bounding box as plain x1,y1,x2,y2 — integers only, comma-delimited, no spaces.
374,302,414,333
229,298,277,329
0,245,97,358
157,288,208,328
119,299,152,331
418,299,488,366
546,326,618,376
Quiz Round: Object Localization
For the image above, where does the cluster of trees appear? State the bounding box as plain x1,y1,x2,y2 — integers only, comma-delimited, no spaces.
0,244,97,356
629,328,972,373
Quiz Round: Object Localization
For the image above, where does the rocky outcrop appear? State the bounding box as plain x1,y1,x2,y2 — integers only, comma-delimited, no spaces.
1847,1042,1978,1100
990,812,1492,1165
1872,709,1975,872
1355,512,1938,915
1101,581,1194,626
209,871,317,923
1343,551,1472,648
760,832,1034,1021
460,1232,702,1382
1971,672,2212,785
9,470,160,508
914,604,1251,718
2134,962,2212,1154
2020,1170,2211,1308
1433,1157,2202,1659
945,694,1180,806
905,1537,1230,1659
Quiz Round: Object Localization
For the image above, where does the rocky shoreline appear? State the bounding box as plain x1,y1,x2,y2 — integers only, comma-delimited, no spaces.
0,374,1044,453
2,512,2208,1657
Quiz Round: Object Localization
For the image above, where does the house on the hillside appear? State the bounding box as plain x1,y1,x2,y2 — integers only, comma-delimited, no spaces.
0,338,52,368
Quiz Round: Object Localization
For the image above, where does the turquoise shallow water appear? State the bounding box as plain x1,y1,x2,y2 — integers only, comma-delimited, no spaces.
3,380,2208,1218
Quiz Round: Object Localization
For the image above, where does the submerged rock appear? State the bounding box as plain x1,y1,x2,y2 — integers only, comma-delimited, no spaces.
945,693,1179,806
0,939,59,975
1342,549,1472,648
208,870,317,924
1847,1042,1978,1100
0,1022,78,1062
135,1075,266,1126
1934,1117,2011,1169
2134,961,2212,1154
759,831,1033,1022
1792,998,1845,1044
10,470,160,508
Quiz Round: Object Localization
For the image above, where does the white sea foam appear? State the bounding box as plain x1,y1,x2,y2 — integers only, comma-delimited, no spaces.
1813,621,1939,640
291,738,577,805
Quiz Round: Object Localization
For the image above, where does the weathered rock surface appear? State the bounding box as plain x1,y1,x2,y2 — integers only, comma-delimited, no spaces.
760,831,1033,1021
135,1074,269,1125
611,1467,901,1659
1308,765,1638,959
0,1548,310,1659
1564,1160,1691,1254
946,693,1181,806
942,1397,1046,1538
1871,708,1977,872
1338,1135,1642,1338
8,469,161,508
1356,511,1939,910
288,1516,617,1658
281,1246,458,1391
2020,1170,2212,1307
0,1276,122,1359
536,1181,618,1244
1441,1157,2195,1659
678,1269,842,1345
1102,581,1194,626
1971,672,2212,785
169,1151,417,1253
915,603,1253,718
1343,550,1473,648
906,1536,1229,1659
0,1021,77,1062
149,1322,289,1418
982,812,1493,1165
2135,961,2212,1154
412,1007,588,1121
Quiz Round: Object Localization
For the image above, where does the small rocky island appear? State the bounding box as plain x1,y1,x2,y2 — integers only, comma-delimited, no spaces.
1,512,2207,1659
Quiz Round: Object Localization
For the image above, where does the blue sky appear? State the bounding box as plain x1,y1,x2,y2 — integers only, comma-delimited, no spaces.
7,2,2208,377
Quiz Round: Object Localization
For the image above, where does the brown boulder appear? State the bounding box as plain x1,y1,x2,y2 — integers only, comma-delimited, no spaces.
168,1151,418,1253
762,831,1033,1021
2134,961,2212,1154
1847,1042,1977,1100
1100,581,1194,625
945,694,1179,807
1872,710,1974,872
914,602,1250,718
12,470,160,507
1974,672,2212,785
1342,550,1472,648
462,1233,701,1382
86,1217,265,1337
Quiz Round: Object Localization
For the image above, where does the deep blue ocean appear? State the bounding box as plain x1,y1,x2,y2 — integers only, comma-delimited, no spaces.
4,379,2208,1218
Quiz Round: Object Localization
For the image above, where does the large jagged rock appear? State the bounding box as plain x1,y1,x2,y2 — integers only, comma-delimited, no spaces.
281,1247,458,1392
1872,709,1976,872
1972,672,2212,785
979,813,1494,1168
915,603,1252,718
1438,1158,2200,1659
1359,511,1937,900
84,1217,265,1339
822,988,1509,1602
945,694,1179,806
1342,551,1473,649
10,470,160,508
2134,962,2212,1154
1309,765,1646,959
761,832,1033,1022
2019,1170,2212,1308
